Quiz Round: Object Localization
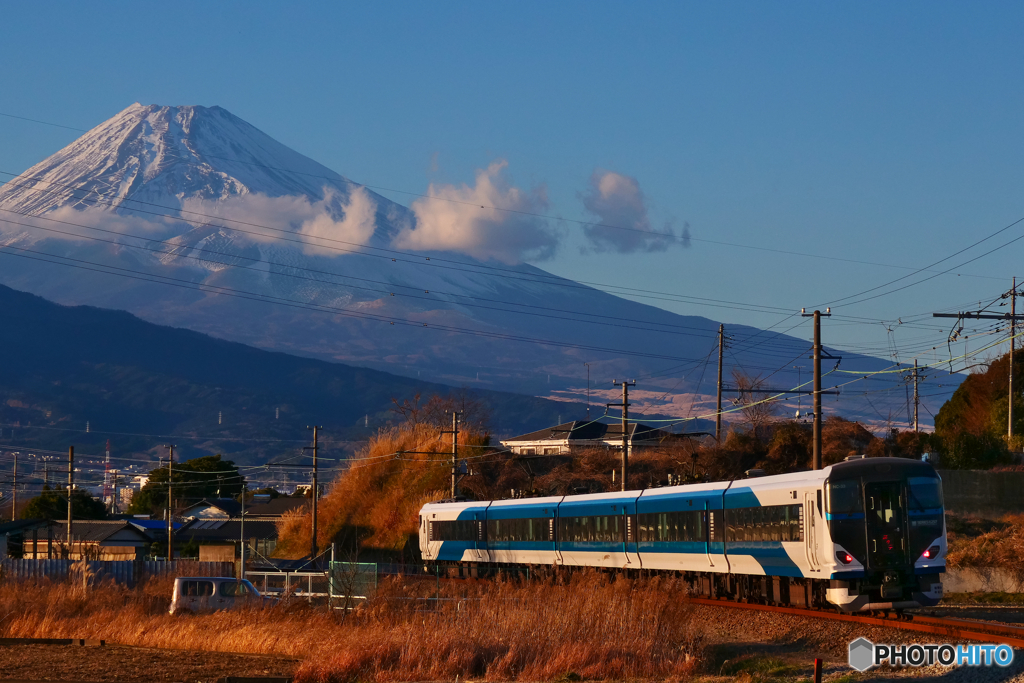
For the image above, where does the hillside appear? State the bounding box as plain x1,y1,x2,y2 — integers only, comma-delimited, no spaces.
0,284,586,462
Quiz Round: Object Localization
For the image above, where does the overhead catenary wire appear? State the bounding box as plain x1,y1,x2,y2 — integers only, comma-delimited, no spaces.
0,111,1008,283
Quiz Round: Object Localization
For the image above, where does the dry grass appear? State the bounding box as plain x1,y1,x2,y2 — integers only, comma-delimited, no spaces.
0,571,704,682
946,512,1024,585
276,422,474,559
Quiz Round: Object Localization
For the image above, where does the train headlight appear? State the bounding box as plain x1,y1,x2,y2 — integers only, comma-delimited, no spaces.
922,545,941,559
835,551,854,564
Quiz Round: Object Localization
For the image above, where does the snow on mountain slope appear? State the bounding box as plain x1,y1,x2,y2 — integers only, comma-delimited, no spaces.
0,103,948,428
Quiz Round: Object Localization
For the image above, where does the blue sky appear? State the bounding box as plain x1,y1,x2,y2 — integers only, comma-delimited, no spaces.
2,2,1024,362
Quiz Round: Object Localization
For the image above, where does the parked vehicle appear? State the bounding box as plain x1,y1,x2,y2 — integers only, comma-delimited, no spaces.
169,576,268,614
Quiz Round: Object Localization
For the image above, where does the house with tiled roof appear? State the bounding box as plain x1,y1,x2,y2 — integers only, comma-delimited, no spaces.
500,420,708,455
23,520,151,561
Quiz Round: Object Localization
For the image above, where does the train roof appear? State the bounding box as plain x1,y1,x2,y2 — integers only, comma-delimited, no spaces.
420,457,938,511
825,456,938,479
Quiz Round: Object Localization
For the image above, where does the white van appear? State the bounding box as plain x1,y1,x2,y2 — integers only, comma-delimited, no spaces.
169,576,267,614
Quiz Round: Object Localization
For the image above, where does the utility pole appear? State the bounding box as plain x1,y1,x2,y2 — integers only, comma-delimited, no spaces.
11,452,16,521
240,483,246,582
1011,277,1017,442
440,413,460,498
913,359,920,433
303,426,322,562
164,445,175,560
610,380,635,491
716,325,724,443
584,363,591,420
67,446,74,549
801,309,832,470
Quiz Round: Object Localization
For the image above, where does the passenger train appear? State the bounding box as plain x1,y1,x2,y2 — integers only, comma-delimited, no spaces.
419,456,946,612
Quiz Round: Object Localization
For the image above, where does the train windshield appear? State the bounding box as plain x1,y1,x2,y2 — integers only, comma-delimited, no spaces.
826,479,863,514
907,476,943,511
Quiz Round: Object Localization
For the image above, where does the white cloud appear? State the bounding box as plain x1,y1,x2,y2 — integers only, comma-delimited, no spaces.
394,160,557,264
580,170,679,253
181,187,378,256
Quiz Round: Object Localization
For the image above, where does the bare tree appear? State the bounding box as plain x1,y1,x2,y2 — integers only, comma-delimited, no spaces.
732,369,778,441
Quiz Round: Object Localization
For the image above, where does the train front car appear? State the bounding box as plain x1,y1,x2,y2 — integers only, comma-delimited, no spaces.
824,457,946,612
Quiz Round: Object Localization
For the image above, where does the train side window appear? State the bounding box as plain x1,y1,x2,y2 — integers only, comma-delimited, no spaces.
907,477,943,511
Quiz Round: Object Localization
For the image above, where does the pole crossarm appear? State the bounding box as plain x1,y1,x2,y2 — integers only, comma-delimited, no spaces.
722,388,840,395
932,313,1022,320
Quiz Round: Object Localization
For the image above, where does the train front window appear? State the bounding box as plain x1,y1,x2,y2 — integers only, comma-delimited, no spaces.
826,479,863,515
907,477,943,511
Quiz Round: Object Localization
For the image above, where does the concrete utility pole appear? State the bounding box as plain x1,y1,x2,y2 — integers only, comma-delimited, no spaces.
1011,277,1017,442
66,446,74,548
439,414,464,499
913,359,920,433
304,426,322,562
611,380,635,491
716,324,724,444
240,483,246,582
584,363,591,420
164,445,175,560
11,452,16,521
801,309,831,470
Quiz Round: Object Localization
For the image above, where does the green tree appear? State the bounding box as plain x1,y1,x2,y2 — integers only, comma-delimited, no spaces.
22,486,106,520
937,431,1011,470
127,454,244,515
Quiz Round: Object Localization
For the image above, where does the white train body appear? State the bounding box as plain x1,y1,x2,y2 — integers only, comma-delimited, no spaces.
420,457,946,612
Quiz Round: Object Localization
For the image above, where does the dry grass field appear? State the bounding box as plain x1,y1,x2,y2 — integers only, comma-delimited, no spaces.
0,571,705,682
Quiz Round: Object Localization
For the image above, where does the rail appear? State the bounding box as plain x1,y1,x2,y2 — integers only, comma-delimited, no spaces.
686,597,1024,648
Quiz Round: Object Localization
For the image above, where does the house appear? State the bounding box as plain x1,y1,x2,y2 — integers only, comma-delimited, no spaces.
176,518,281,563
501,420,709,456
178,496,306,521
23,520,151,561
0,519,53,558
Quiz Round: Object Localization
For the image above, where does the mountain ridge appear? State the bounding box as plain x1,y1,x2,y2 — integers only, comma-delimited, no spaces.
0,282,592,462
0,102,951,426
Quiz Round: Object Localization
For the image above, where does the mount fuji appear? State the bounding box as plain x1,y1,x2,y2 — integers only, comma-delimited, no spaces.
0,103,940,429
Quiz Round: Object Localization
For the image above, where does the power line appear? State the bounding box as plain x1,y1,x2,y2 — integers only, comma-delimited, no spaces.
0,240,792,366
0,112,1008,282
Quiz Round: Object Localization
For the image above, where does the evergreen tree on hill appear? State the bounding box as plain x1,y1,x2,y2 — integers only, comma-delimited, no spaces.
127,454,244,515
933,349,1018,468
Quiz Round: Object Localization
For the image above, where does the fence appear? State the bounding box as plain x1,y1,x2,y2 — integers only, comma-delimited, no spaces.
937,469,1024,516
0,559,234,587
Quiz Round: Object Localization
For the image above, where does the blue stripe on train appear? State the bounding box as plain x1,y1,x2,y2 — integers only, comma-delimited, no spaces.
436,540,477,561
726,542,803,577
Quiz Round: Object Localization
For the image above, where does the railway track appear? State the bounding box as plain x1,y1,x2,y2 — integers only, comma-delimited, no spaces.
687,597,1024,648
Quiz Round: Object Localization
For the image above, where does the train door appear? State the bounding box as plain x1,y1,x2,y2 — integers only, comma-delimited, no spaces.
553,513,563,565
624,502,640,567
865,481,908,569
804,493,820,570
